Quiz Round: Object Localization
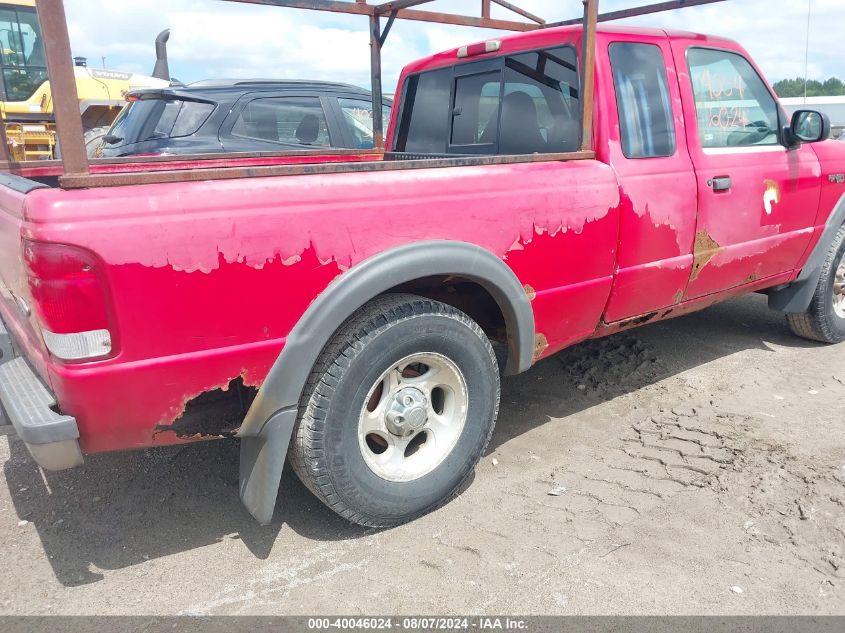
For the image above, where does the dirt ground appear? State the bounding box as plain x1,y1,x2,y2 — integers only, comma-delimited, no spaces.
1,293,844,615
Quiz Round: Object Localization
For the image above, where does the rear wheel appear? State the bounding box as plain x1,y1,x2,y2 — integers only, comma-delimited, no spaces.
289,294,500,527
786,224,845,343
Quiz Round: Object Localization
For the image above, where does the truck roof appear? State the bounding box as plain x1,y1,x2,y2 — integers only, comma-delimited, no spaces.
403,24,741,76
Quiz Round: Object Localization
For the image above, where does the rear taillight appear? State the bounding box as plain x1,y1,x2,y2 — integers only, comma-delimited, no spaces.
22,239,116,361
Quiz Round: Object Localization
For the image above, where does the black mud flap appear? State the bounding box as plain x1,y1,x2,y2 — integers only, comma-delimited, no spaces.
238,408,297,525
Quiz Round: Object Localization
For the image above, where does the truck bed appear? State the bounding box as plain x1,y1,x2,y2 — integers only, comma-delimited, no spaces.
0,152,618,454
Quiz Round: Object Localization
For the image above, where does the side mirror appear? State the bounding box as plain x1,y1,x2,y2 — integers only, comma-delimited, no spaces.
789,109,831,145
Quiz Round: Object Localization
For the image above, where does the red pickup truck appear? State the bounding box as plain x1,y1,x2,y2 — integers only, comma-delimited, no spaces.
1,25,844,528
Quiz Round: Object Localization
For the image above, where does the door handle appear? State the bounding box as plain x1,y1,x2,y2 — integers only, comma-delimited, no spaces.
708,176,732,191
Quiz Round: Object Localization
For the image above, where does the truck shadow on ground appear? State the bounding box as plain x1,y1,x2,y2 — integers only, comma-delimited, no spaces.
1,294,822,586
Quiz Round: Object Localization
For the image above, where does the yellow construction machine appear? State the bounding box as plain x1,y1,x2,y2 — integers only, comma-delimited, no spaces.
0,0,170,160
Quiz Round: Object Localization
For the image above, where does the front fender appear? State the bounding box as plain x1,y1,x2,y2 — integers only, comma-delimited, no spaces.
768,192,845,313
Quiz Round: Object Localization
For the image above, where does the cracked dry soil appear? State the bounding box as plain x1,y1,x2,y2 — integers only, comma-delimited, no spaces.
1,294,844,614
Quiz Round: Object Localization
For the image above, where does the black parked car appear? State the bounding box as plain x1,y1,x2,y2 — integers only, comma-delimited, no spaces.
97,80,393,157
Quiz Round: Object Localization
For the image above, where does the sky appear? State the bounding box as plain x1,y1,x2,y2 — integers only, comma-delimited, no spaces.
62,0,844,91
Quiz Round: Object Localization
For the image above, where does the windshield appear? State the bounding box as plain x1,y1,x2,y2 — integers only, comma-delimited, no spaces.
0,5,47,101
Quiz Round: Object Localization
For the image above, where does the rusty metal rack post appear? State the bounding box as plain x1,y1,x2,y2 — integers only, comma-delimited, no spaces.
35,0,89,175
27,0,728,183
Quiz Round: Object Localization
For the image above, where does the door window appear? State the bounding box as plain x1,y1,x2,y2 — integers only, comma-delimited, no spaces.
687,48,780,149
232,97,330,146
337,98,392,149
609,42,676,158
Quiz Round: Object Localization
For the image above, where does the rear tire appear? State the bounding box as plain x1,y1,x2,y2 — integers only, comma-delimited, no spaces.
289,293,500,527
786,224,845,343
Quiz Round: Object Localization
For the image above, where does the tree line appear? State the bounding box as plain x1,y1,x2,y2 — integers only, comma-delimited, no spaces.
773,77,845,98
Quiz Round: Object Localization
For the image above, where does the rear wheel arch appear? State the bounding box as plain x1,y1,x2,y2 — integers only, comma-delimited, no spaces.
387,275,508,360
238,240,535,524
241,240,534,438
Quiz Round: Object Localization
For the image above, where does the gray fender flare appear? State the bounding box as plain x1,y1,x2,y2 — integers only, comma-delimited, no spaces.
238,240,536,524
768,192,845,313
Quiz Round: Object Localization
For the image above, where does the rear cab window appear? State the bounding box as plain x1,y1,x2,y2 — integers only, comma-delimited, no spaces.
107,98,215,147
394,44,580,156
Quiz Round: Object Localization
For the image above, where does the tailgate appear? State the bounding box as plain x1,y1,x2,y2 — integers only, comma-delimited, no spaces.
0,175,52,383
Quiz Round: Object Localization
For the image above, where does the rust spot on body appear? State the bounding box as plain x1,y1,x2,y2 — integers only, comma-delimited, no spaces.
533,333,549,361
690,231,721,282
153,377,255,440
616,311,659,330
523,284,537,301
673,289,684,304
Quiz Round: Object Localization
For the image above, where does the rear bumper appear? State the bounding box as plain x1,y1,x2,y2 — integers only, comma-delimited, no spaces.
0,318,83,470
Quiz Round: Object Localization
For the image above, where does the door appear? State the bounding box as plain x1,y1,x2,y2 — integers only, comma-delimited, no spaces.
599,35,699,322
671,43,822,298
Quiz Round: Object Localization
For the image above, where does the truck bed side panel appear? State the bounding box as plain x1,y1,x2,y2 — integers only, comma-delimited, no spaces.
20,160,620,452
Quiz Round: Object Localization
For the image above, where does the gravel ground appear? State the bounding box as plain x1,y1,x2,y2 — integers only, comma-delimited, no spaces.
1,293,843,615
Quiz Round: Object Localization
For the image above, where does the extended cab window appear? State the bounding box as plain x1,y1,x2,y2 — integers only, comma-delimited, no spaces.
687,48,780,149
394,45,580,155
609,42,676,158
232,96,330,146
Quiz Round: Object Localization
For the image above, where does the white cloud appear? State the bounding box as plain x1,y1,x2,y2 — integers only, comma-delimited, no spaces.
610,0,843,81
63,0,844,89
